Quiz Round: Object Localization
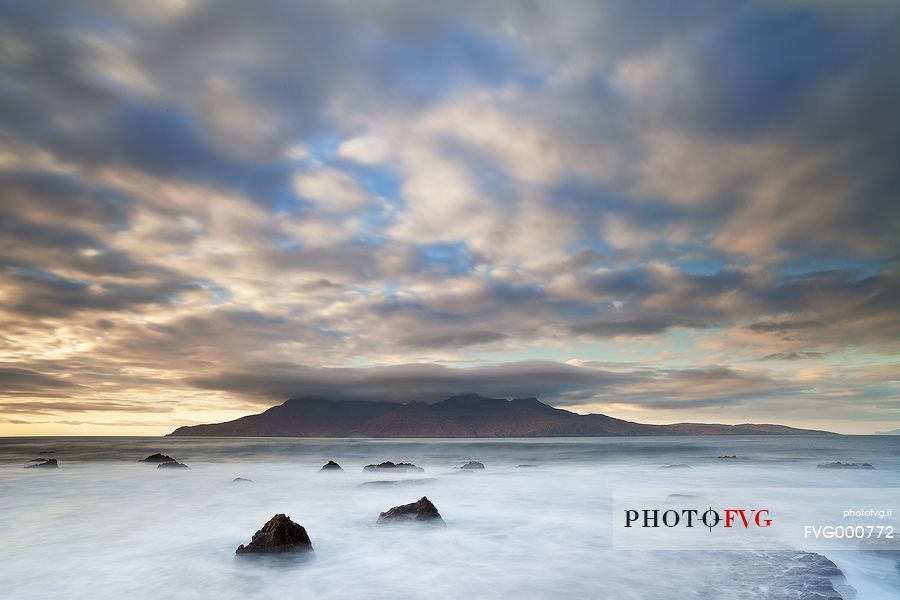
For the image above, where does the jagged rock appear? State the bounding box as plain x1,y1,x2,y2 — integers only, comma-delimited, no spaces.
363,461,424,473
319,460,344,472
377,496,445,525
140,453,176,463
235,514,313,556
660,464,692,469
157,461,188,469
25,458,57,469
232,477,253,483
817,462,875,470
460,461,485,470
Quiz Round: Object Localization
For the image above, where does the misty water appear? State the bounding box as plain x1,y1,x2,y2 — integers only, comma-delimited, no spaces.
2,435,899,599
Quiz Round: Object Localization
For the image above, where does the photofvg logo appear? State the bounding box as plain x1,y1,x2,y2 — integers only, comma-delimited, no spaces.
612,488,900,551
624,507,772,531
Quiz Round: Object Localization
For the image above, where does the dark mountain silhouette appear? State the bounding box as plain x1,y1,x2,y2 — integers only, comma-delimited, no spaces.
167,394,832,437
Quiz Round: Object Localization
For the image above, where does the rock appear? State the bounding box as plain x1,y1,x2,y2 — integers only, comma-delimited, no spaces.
319,460,344,472
360,478,437,487
717,455,738,459
816,462,875,470
232,477,253,483
157,461,188,469
363,461,424,473
460,461,485,470
660,464,692,469
140,453,176,463
235,514,314,556
25,458,57,469
692,551,852,599
377,496,445,525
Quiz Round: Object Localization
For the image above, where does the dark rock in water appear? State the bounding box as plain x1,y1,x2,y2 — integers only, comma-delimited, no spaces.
460,461,485,470
232,477,253,483
363,461,424,473
235,513,314,556
777,552,852,599
320,460,344,472
31,457,48,461
693,551,853,599
377,496,445,525
516,464,537,468
660,464,692,469
140,453,176,463
717,455,738,459
360,478,436,487
817,462,875,470
157,461,188,469
25,458,58,469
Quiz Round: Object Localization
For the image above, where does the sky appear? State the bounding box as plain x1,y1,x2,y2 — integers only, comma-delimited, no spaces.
0,0,898,435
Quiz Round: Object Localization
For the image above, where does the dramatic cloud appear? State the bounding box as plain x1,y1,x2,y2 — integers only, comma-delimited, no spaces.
0,366,82,397
1,0,898,434
185,360,630,403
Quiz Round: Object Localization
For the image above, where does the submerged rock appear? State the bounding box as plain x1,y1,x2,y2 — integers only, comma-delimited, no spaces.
660,464,692,469
25,458,57,469
817,462,875,470
140,453,176,463
460,461,485,470
235,513,314,556
232,477,253,483
377,496,445,525
319,460,344,472
360,478,436,487
363,461,424,473
690,551,853,599
157,461,188,469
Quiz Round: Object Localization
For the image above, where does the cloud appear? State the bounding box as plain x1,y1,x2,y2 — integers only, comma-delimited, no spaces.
338,135,391,165
185,360,635,403
571,316,709,338
399,330,507,349
0,366,82,397
748,320,822,334
0,0,899,432
0,401,172,414
293,166,369,211
0,266,202,318
762,351,825,361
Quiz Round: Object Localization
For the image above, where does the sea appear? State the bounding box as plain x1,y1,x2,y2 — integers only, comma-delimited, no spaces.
1,435,898,599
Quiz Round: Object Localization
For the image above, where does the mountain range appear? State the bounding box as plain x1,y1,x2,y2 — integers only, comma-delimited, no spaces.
167,394,832,437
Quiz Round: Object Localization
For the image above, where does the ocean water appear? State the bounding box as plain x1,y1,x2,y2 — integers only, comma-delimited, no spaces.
1,435,898,599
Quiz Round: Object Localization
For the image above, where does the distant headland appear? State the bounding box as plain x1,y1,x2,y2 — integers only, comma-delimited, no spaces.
168,394,834,437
